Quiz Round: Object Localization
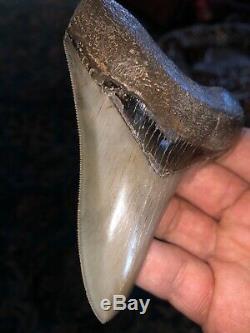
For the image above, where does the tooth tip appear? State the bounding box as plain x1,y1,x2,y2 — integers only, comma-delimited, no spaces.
91,304,116,324
81,260,125,323
96,310,117,324
85,287,118,324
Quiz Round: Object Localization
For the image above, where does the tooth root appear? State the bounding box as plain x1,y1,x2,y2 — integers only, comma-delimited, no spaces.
64,35,181,323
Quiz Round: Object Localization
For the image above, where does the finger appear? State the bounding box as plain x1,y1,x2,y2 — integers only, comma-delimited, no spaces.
218,190,250,270
137,240,214,325
176,162,248,219
156,196,217,260
217,128,250,183
222,189,250,228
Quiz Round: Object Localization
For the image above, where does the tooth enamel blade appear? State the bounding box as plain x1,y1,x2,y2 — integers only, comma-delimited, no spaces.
64,34,181,323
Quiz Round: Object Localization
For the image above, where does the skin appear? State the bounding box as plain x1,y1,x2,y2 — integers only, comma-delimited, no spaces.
137,128,250,333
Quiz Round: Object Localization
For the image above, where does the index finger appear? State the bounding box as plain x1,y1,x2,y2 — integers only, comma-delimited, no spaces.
137,240,213,325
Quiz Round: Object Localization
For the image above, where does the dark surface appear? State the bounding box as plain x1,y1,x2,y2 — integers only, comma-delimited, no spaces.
160,23,250,126
0,1,248,332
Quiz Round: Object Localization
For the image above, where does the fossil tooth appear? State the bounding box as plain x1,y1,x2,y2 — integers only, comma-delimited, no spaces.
64,0,244,323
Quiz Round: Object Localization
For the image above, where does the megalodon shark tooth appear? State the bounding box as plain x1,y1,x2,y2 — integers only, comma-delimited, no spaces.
64,0,244,323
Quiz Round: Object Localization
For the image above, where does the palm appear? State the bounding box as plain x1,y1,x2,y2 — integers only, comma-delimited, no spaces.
137,128,250,333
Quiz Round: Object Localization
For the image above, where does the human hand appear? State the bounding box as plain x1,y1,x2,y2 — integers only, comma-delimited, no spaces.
137,128,250,333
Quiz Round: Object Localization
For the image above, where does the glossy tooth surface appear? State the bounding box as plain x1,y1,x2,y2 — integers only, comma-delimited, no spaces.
64,0,244,324
64,35,181,323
